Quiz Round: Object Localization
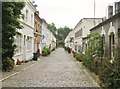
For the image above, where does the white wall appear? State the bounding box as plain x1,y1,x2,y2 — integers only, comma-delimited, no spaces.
73,18,102,52
13,1,36,64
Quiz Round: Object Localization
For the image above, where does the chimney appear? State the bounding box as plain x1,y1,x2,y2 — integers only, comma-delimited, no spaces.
115,1,120,14
108,5,113,18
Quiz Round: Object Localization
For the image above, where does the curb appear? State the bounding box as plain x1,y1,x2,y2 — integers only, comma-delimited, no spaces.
76,61,100,88
66,52,100,87
0,59,41,82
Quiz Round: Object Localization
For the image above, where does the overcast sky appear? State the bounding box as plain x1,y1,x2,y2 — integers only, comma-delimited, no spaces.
34,0,119,28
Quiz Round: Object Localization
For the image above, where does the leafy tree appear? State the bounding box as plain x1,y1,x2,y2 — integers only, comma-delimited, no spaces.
2,2,25,66
47,23,71,47
47,23,57,37
57,26,72,46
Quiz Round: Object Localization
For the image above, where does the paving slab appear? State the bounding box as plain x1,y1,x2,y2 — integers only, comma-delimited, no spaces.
2,48,100,88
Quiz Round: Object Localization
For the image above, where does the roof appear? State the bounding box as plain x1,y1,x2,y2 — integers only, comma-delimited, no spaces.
73,18,102,29
90,13,120,31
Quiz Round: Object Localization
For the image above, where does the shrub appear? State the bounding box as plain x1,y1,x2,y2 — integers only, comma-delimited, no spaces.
64,46,71,53
2,58,14,71
64,46,69,51
42,47,51,56
100,66,120,89
99,59,120,89
81,32,120,88
73,51,76,58
46,48,51,54
68,48,71,53
52,48,55,51
74,52,84,62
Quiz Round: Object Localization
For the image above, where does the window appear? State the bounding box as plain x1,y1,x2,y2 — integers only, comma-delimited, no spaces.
78,46,81,52
75,29,82,38
109,33,115,60
15,36,22,53
82,42,85,52
27,36,32,50
35,22,37,32
31,14,33,25
75,45,77,51
26,9,28,22
118,29,120,58
118,28,120,43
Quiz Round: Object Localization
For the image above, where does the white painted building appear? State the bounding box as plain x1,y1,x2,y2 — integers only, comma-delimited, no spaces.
42,19,56,50
46,28,52,48
74,18,102,53
51,33,56,49
64,29,75,51
13,0,36,64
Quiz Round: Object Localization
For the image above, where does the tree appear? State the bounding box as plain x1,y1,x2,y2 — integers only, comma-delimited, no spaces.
57,26,72,46
47,23,71,47
2,2,25,70
47,23,57,37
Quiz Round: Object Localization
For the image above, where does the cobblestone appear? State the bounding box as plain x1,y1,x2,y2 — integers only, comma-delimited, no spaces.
2,48,99,87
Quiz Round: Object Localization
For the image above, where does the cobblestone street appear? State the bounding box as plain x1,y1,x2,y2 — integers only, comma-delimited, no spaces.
2,48,99,87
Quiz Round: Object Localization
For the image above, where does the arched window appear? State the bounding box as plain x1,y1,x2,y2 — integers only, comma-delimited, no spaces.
118,28,120,58
118,28,120,44
101,34,105,56
109,32,115,60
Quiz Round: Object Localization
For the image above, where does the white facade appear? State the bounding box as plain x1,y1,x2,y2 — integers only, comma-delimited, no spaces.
42,19,56,50
13,0,36,64
74,18,102,53
46,29,52,48
51,33,56,49
65,18,103,53
42,20,47,49
64,29,75,51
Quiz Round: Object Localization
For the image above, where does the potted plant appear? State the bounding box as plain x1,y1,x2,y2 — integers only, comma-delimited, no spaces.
2,58,14,71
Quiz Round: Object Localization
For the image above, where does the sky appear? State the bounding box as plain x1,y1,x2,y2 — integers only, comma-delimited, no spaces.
33,0,119,29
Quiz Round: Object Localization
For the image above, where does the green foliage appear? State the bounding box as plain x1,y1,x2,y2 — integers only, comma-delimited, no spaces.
2,58,14,71
2,2,25,60
82,32,120,88
47,23,57,37
72,51,76,58
100,60,120,89
2,2,25,70
47,24,71,47
64,46,69,51
82,50,94,70
42,47,51,56
57,26,72,46
64,46,71,53
87,32,103,57
74,52,83,62
83,32,103,71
